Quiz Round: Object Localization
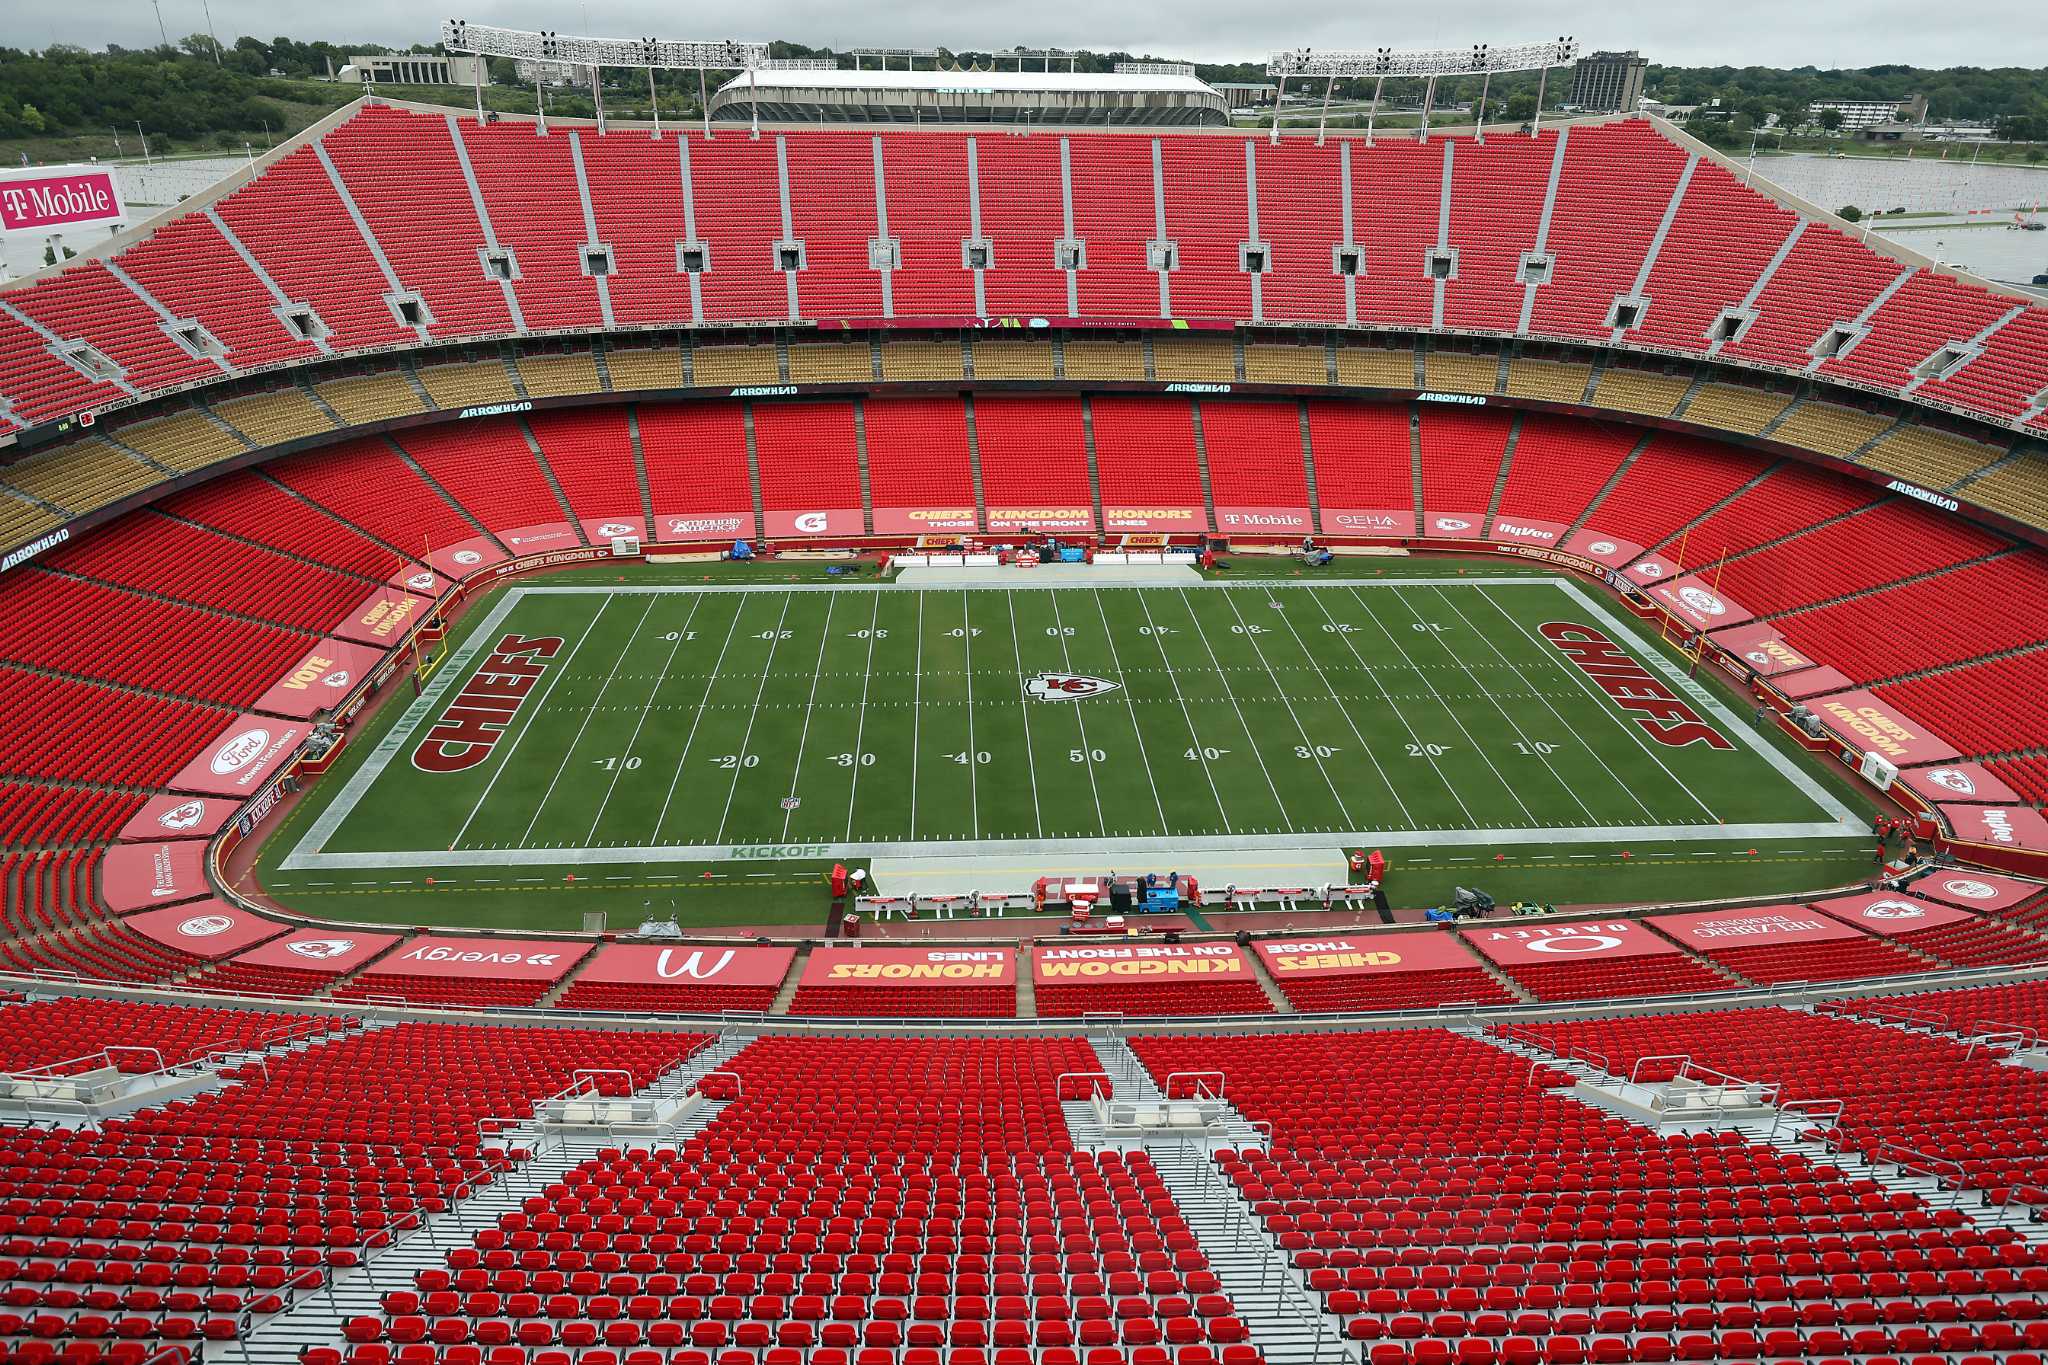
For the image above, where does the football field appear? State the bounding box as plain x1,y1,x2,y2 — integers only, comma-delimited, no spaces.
281,575,1861,877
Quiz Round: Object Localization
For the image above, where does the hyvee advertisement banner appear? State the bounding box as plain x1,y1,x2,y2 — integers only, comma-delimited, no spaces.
167,715,310,798
801,945,1015,987
1255,931,1476,978
229,928,402,975
1485,517,1572,549
1466,920,1682,965
1940,802,2048,852
380,935,593,981
577,943,796,986
124,900,283,960
119,793,235,843
1032,942,1250,982
1811,890,1976,935
100,839,211,912
1649,904,1865,947
254,638,388,719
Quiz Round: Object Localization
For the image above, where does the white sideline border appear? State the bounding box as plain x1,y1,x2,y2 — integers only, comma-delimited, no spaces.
280,578,1865,872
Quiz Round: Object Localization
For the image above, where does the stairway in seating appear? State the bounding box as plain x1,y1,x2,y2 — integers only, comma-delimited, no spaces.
229,1031,757,1364
1070,1037,1348,1365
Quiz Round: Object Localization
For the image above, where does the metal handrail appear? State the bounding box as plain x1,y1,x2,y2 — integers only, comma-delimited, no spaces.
571,1067,637,1095
11,1043,166,1079
1965,1019,2040,1057
1055,1070,1113,1100
1770,1096,1845,1141
1628,1053,1692,1085
1164,1070,1226,1100
695,1069,743,1097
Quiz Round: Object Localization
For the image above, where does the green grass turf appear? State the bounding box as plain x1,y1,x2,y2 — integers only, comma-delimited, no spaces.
254,566,1878,932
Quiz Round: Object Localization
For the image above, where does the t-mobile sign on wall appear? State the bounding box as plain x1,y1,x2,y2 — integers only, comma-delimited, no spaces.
0,165,127,234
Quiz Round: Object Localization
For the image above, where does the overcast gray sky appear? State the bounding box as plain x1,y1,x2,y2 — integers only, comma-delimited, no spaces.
28,0,2048,69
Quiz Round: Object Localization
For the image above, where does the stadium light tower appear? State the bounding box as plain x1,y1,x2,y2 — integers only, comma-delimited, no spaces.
1267,37,1577,145
442,21,770,138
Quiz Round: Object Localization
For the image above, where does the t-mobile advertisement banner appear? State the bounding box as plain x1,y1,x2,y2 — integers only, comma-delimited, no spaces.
1486,517,1572,549
1914,870,2046,912
1649,904,1864,947
167,715,309,798
229,928,402,975
1420,511,1487,541
497,523,578,556
1032,941,1250,983
577,942,796,986
1710,622,1820,678
1214,507,1313,536
101,840,211,912
0,165,126,234
124,900,282,960
872,507,980,535
1897,763,2023,807
1810,691,1961,765
254,638,388,719
1255,931,1476,978
1940,802,2048,853
1811,890,1976,935
1559,531,1646,570
378,935,592,981
1320,508,1415,538
765,508,862,538
1467,920,1682,965
119,794,234,844
337,584,436,648
427,536,509,580
984,505,1095,534
1647,576,1754,632
652,510,754,542
578,517,647,547
802,945,1015,987
1101,504,1208,533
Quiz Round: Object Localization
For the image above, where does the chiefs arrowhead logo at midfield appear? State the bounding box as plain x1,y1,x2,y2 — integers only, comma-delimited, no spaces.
1025,673,1122,702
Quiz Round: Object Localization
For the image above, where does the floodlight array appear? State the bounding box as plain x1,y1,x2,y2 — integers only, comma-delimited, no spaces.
1267,38,1577,79
441,20,768,70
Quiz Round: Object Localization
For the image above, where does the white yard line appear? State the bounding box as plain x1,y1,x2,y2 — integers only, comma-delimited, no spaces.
1089,588,1168,834
584,593,705,844
780,593,838,840
1267,589,1414,828
713,593,795,844
1005,591,1044,838
1132,589,1233,834
651,592,750,840
515,594,659,848
449,594,615,850
1211,587,1356,830
1175,587,1290,821
1345,584,1541,824
909,592,925,837
843,593,883,840
1048,592,1108,834
1456,584,1692,822
961,594,980,834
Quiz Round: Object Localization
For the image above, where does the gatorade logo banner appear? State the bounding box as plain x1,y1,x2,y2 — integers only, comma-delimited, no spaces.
766,508,860,538
124,900,283,960
254,638,386,719
1939,803,2048,853
119,794,233,843
1709,622,1819,678
428,537,509,580
337,585,435,647
1649,904,1864,946
229,928,401,974
802,945,1015,986
1811,691,1961,765
1896,763,2022,807
383,935,592,980
1033,942,1248,982
101,840,211,912
578,942,796,986
1811,890,1976,935
1915,871,2044,912
166,715,309,797
1468,921,1682,965
1255,931,1475,978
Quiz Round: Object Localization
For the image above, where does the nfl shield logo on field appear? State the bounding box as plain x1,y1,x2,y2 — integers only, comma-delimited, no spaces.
1025,673,1121,702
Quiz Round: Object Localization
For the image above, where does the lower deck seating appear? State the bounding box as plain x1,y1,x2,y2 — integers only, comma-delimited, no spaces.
0,996,339,1074
551,980,781,1014
1476,953,1729,1004
329,972,578,1010
0,918,212,986
1269,966,1516,1014
785,983,1018,1018
1034,979,1274,1018
1674,935,1928,986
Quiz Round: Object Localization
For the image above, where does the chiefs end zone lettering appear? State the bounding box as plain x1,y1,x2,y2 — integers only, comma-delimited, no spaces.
413,634,562,773
1538,622,1732,749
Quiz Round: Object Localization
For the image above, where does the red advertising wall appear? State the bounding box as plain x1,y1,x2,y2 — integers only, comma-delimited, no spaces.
1465,920,1683,965
253,638,388,719
229,928,403,975
1031,941,1250,982
1254,931,1477,978
1560,531,1645,569
801,945,1015,987
1646,576,1755,632
1941,802,2048,853
1649,904,1864,948
100,839,211,911
1711,622,1821,678
0,166,126,232
166,715,310,798
872,507,979,535
577,943,796,986
118,794,235,843
124,900,283,960
1811,890,1978,935
1897,763,2022,806
1809,691,1961,765
374,935,592,981
1914,870,2046,912
337,584,436,647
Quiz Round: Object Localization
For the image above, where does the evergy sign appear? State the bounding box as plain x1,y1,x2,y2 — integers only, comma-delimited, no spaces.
0,167,126,233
